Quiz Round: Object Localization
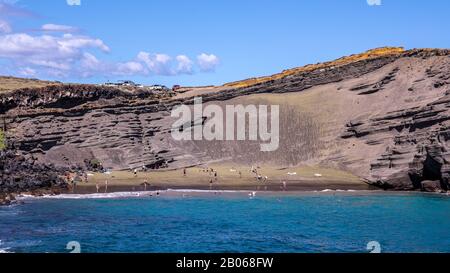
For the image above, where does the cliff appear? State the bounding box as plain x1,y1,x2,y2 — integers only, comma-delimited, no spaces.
1,47,450,193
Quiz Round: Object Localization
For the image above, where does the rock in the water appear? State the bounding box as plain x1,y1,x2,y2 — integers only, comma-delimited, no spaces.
421,180,444,193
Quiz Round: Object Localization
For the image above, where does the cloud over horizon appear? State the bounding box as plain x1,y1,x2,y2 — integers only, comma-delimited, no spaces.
197,53,220,72
0,1,220,81
41,24,79,33
367,0,382,6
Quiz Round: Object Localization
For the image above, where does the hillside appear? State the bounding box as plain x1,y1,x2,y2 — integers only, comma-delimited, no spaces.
1,47,450,193
0,76,61,93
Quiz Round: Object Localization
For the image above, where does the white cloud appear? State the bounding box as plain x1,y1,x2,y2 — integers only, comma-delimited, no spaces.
41,24,78,33
80,52,100,70
0,2,220,79
0,30,220,79
367,0,381,6
19,67,36,77
66,0,81,6
176,55,193,74
0,32,109,75
116,61,146,75
137,52,174,75
197,53,220,72
0,19,11,33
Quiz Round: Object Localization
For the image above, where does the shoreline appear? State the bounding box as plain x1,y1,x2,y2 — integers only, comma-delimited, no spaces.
15,188,450,202
70,181,375,195
69,165,373,195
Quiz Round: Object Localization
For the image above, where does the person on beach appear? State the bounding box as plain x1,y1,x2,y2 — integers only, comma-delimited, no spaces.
214,171,218,182
239,171,242,179
134,169,138,177
95,183,100,193
183,168,187,177
209,178,213,190
72,174,81,192
104,180,108,193
282,181,287,191
142,180,150,191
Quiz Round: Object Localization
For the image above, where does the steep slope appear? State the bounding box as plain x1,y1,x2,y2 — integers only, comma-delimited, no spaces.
1,47,450,192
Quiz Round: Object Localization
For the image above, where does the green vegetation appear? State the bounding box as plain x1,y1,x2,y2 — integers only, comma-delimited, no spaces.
0,129,6,151
90,159,102,169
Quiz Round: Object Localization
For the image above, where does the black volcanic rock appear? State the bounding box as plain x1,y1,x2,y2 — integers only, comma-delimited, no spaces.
0,149,67,194
421,180,444,193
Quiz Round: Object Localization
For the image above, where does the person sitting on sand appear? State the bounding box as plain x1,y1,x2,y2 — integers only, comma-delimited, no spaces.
134,169,138,177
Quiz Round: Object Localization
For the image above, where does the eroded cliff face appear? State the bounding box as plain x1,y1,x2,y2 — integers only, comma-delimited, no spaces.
1,48,450,192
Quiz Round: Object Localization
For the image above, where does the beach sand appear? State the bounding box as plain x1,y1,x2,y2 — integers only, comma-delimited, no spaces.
73,164,373,194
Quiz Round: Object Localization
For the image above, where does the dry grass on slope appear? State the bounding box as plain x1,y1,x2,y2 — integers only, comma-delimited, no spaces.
0,76,61,93
224,47,405,88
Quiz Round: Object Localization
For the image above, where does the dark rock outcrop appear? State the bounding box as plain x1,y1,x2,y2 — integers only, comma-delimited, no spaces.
420,180,444,193
0,149,67,194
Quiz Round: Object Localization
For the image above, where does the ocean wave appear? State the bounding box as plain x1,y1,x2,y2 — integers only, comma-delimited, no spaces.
0,248,12,253
15,189,255,200
319,189,359,192
0,240,12,254
13,188,387,201
166,189,247,193
17,191,156,200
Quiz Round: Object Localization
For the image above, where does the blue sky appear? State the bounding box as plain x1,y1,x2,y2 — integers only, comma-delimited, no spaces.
0,0,449,87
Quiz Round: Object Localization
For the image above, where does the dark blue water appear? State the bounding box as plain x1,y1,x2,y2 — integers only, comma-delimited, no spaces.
0,191,449,253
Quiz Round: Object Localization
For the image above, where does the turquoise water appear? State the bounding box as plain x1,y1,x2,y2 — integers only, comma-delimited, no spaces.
0,191,449,253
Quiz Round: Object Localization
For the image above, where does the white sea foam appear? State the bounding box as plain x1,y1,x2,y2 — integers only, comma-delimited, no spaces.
15,189,255,200
16,191,156,200
49,191,157,199
0,240,12,254
320,189,360,193
166,189,246,193
0,248,12,253
13,188,379,201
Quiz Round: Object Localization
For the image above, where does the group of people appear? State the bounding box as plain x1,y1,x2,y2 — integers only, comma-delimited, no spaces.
195,167,221,189
251,166,268,183
251,165,288,190
65,172,89,192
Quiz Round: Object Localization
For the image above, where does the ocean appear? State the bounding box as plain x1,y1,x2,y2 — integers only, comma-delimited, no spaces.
0,190,449,253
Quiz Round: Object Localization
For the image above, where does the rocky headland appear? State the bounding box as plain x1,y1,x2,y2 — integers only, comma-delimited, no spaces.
1,47,450,201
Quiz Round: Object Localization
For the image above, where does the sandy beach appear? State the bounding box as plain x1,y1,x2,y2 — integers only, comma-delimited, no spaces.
71,164,373,194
